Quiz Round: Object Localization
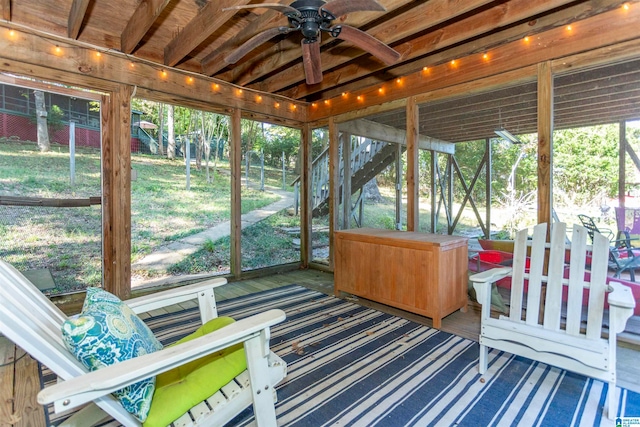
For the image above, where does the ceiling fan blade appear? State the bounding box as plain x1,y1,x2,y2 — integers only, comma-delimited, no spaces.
225,27,291,64
301,40,322,85
222,3,301,17
321,0,385,19
333,25,400,65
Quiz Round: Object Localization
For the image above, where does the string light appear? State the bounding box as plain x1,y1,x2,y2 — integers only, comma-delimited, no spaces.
95,51,101,58
482,53,489,61
324,100,330,106
311,102,317,108
187,76,193,84
54,46,62,55
623,3,630,10
422,66,428,72
357,95,363,102
523,36,530,43
378,87,384,94
8,30,15,38
275,102,280,108
212,83,219,91
341,92,348,98
290,104,297,111
160,69,167,78
129,62,135,68
256,95,262,102
566,25,572,31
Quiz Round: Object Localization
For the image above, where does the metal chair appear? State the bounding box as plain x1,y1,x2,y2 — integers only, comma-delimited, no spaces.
578,214,640,281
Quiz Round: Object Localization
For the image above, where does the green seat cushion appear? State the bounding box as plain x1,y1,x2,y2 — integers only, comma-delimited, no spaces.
143,316,247,427
61,288,163,422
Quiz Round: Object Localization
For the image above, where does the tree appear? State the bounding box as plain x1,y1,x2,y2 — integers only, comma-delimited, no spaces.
553,125,619,205
263,125,300,168
33,90,50,152
157,103,164,156
167,105,176,159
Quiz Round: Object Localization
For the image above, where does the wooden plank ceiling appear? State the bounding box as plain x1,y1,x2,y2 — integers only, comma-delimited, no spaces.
5,0,640,141
366,57,640,143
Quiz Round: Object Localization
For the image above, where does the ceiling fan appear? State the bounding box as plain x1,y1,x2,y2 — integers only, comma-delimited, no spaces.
223,0,401,85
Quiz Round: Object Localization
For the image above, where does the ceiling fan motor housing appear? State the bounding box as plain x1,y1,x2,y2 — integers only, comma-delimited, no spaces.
288,0,331,42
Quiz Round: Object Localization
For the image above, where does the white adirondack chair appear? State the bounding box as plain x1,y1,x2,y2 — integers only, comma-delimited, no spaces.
470,223,635,420
0,260,287,427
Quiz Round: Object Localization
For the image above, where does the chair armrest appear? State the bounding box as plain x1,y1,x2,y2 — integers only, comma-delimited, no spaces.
608,281,636,334
126,277,227,323
599,227,615,241
469,267,512,284
608,281,636,309
38,309,286,412
470,268,511,310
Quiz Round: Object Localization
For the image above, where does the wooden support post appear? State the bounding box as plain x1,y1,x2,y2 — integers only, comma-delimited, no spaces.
485,138,492,239
101,84,133,299
395,143,403,230
329,118,340,269
620,121,626,209
341,132,352,229
406,97,419,231
430,151,437,233
230,108,242,277
447,155,454,234
300,123,312,268
537,61,553,226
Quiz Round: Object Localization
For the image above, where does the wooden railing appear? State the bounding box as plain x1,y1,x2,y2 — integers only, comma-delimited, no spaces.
292,137,390,215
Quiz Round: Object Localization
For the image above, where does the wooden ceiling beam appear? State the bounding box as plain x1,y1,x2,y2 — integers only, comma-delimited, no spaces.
1,0,10,21
309,4,640,121
67,0,90,39
283,0,607,100
200,6,287,76
218,0,416,86
164,0,251,67
247,0,495,93
338,119,455,154
0,24,307,122
121,0,171,54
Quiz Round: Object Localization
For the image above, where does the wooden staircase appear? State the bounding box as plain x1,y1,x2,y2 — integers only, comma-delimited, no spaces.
293,137,401,216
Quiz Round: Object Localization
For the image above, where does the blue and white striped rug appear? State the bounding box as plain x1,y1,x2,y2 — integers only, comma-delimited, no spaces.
46,284,640,426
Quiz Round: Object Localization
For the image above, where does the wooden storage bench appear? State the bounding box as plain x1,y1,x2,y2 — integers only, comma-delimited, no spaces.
334,228,468,329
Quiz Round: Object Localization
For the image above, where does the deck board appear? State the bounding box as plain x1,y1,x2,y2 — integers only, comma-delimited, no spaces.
13,348,44,427
0,337,16,426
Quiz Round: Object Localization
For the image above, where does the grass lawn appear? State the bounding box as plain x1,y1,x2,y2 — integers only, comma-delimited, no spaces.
0,140,281,293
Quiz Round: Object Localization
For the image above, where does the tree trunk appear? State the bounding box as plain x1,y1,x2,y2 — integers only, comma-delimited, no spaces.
195,132,202,170
33,90,50,152
201,111,210,182
157,103,164,156
167,105,176,159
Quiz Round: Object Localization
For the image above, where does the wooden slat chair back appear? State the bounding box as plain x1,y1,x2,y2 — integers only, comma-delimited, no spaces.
470,223,635,419
0,260,286,426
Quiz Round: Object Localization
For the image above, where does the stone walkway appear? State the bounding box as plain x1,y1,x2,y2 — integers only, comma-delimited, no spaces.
131,187,294,273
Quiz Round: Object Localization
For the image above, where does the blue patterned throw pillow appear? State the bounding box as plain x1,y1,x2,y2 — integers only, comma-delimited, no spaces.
61,288,163,422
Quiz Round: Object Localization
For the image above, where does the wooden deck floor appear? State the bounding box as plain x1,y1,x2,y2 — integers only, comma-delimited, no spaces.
1,268,639,426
